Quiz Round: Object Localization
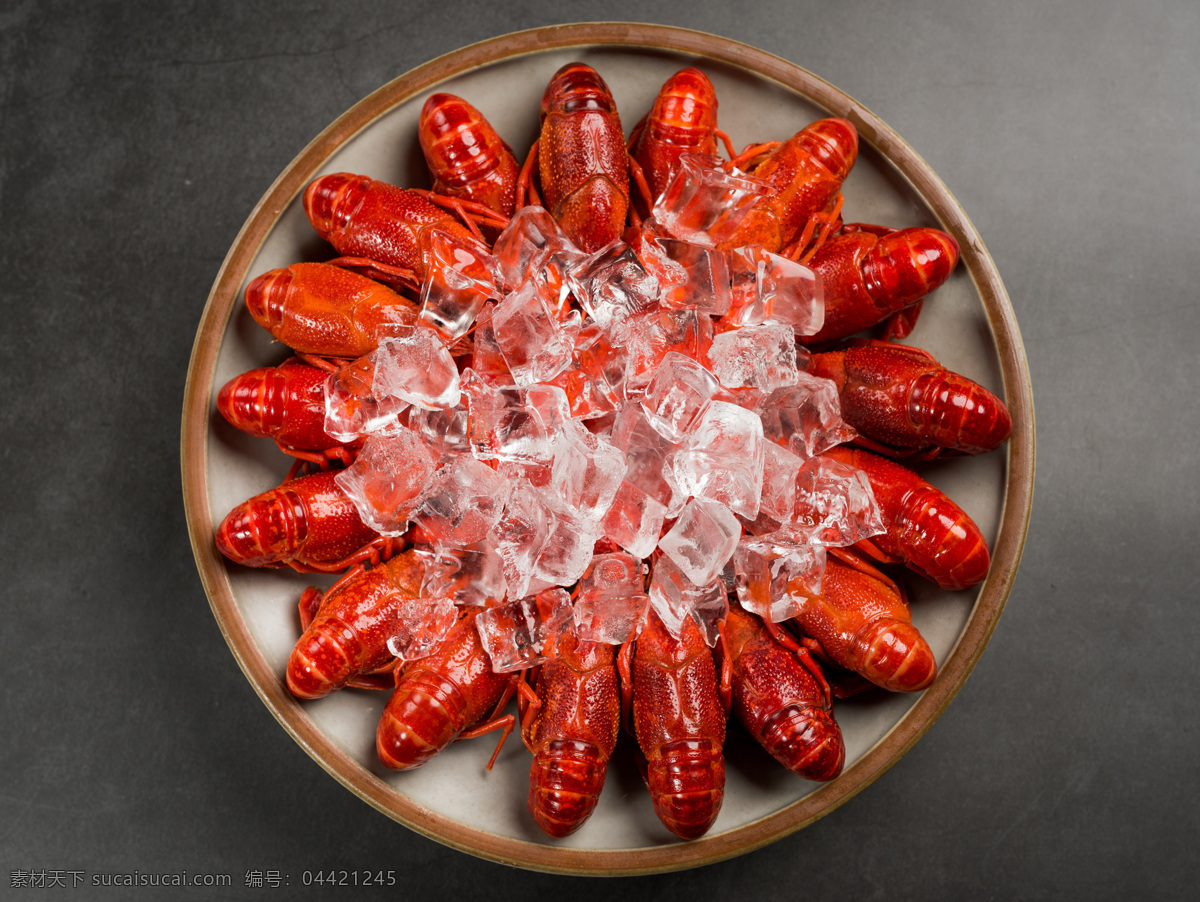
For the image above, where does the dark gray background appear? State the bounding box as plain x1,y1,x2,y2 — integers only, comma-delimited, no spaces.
3,0,1196,898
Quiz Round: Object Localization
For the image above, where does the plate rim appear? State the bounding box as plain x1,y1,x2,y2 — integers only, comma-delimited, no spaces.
181,21,1036,876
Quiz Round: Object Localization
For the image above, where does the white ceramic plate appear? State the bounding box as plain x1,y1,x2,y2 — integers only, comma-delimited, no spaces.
181,24,1035,875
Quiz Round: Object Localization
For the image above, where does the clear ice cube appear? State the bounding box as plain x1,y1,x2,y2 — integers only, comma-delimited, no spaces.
566,242,660,332
640,352,721,442
726,245,824,336
372,328,461,410
333,428,438,535
323,355,409,442
733,537,826,622
476,589,574,672
490,280,574,386
549,419,626,520
650,153,769,247
756,371,857,460
385,595,458,661
657,497,742,587
706,323,801,391
600,479,668,559
782,456,886,547
638,233,731,316
672,401,765,520
418,228,498,340
411,455,508,547
573,552,649,644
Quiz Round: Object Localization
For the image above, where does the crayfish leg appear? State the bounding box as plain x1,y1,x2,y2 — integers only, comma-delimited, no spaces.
457,713,518,771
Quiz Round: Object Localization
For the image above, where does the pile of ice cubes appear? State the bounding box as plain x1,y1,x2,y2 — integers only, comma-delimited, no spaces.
325,153,884,671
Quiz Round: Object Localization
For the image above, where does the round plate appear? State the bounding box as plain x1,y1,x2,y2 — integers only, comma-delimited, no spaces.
181,23,1035,875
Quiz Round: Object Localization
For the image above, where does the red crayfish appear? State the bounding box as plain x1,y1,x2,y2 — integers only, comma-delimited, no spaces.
376,607,517,771
620,611,726,840
418,93,521,221
809,339,1012,457
519,629,621,837
518,62,630,253
722,606,845,780
214,470,391,572
209,61,1015,846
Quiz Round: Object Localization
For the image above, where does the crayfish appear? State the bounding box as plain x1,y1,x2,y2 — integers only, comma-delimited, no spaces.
213,61,1012,843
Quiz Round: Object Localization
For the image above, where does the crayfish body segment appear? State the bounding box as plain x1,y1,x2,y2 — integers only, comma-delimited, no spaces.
419,93,521,219
723,117,859,256
804,226,960,344
630,67,723,207
823,446,991,591
790,550,937,693
217,358,357,464
303,172,477,284
214,471,382,571
244,261,418,358
531,62,630,253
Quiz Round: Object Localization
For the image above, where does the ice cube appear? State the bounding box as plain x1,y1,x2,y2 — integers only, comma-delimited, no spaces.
323,356,410,442
650,153,768,246
413,541,507,608
757,372,857,460
549,419,626,520
489,479,552,601
647,553,727,639
418,228,499,340
574,552,649,644
672,401,765,520
406,405,470,455
640,351,721,441
566,242,660,332
601,480,668,559
490,280,574,386
616,308,714,395
468,309,515,387
476,589,574,672
782,456,885,547
609,404,683,510
759,441,805,524
733,537,826,622
491,205,584,301
532,494,602,589
706,323,801,391
411,455,508,547
689,582,728,648
385,595,459,661
333,428,438,535
726,245,824,335
657,497,742,587
638,233,731,316
462,371,555,467
372,328,461,410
